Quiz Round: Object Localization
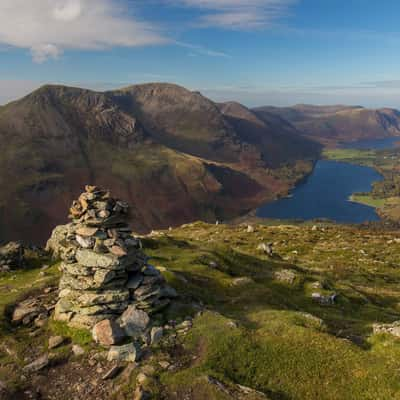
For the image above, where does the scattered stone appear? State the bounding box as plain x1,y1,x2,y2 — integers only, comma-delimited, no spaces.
257,242,273,256
231,277,254,286
274,269,297,284
136,372,148,385
373,321,400,337
12,299,43,325
247,225,255,233
72,344,85,356
102,365,122,380
34,313,48,328
311,292,337,305
23,354,49,373
48,336,65,349
150,327,163,345
107,343,139,363
159,361,170,369
310,281,324,289
298,313,325,329
92,319,126,346
0,241,25,270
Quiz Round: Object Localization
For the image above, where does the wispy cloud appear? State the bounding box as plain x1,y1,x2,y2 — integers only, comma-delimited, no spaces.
172,0,297,29
0,0,167,63
175,41,231,57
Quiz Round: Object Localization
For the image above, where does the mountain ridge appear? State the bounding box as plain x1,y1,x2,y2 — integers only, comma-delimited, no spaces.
254,104,400,145
0,83,319,245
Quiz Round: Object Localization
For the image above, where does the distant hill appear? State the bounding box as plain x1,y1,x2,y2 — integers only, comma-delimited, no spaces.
0,84,320,244
254,104,400,145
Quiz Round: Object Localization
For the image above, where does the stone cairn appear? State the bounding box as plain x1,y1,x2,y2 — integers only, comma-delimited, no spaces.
54,185,177,332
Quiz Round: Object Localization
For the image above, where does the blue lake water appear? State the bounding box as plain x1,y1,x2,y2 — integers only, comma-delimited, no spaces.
257,136,399,223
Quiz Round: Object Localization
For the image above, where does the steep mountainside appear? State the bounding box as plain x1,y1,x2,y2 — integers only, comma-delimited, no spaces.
0,84,319,244
254,104,400,145
218,101,320,166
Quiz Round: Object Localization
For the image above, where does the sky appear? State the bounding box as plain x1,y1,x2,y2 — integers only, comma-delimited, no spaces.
1,0,400,108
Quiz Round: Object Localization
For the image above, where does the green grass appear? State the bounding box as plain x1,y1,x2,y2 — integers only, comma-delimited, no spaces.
323,148,376,166
4,222,400,399
350,194,387,209
143,222,400,399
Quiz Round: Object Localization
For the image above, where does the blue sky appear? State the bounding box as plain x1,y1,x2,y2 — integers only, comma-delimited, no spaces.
1,0,400,107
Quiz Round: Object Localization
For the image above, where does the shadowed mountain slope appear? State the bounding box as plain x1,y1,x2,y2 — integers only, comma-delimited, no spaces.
0,84,319,244
254,104,400,145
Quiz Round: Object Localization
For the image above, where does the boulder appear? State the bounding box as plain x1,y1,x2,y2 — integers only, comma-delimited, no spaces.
48,336,65,349
119,306,150,337
23,354,49,373
107,343,139,362
92,319,126,346
150,327,163,345
373,321,400,337
12,299,42,325
0,241,25,270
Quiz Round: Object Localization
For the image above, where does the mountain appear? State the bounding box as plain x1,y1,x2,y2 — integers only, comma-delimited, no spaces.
0,83,320,245
254,104,400,145
218,101,319,166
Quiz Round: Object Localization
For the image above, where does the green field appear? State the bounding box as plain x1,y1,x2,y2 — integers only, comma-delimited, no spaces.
349,194,387,209
322,148,376,166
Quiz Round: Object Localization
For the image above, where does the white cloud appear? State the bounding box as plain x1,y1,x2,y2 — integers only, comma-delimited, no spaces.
0,0,167,62
173,0,296,29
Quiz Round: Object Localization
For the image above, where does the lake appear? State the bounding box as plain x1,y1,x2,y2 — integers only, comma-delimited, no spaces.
257,136,398,223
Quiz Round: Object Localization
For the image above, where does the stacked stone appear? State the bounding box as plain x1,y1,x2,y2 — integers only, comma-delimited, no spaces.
54,185,176,329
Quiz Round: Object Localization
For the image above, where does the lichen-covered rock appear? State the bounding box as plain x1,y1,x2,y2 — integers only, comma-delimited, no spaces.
45,224,72,258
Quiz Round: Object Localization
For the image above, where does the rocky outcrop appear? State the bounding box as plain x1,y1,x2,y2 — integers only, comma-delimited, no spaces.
0,242,25,271
54,185,177,329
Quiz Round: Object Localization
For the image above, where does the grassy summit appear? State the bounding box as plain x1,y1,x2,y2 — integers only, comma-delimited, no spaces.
2,221,400,399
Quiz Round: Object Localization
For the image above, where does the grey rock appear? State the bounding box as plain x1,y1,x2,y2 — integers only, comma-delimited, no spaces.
92,319,126,346
12,299,41,324
23,354,49,373
311,292,337,305
274,269,297,284
107,343,139,363
373,321,400,337
76,235,95,249
126,273,144,290
102,365,122,380
48,336,65,349
150,327,163,345
119,306,150,337
72,344,85,356
76,249,121,270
